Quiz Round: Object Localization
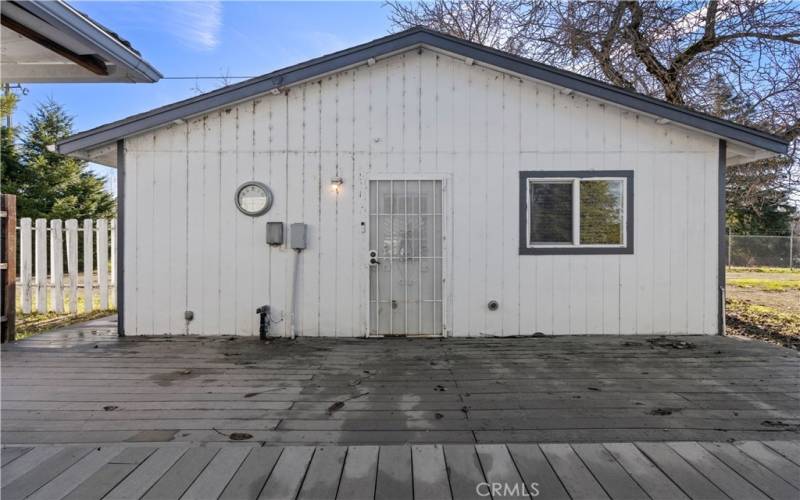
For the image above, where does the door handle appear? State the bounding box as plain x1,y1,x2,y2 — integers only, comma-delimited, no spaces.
370,258,380,265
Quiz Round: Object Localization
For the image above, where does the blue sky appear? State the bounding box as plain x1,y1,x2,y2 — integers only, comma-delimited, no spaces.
13,1,394,192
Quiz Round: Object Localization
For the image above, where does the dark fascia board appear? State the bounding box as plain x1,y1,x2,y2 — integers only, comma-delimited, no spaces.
57,27,788,156
718,140,727,335
20,1,162,83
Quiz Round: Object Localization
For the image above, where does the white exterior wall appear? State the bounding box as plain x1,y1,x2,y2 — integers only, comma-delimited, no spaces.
123,48,720,336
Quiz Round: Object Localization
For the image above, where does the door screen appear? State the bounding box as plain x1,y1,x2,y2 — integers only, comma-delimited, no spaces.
369,180,443,336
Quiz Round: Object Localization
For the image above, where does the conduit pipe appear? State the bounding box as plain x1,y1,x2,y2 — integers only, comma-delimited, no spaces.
289,248,301,339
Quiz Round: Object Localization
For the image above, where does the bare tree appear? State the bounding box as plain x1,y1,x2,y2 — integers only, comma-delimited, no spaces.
387,0,800,231
547,2,800,132
388,0,541,53
389,0,798,132
190,68,236,95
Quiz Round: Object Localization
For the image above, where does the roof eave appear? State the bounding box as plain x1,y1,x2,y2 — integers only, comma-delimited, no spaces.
421,32,788,155
57,27,788,156
22,0,162,83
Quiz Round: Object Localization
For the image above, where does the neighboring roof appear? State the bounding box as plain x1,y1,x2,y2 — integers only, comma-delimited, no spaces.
57,27,788,156
1,0,161,83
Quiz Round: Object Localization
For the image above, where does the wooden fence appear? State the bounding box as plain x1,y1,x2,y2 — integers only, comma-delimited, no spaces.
2,195,17,341
16,218,116,314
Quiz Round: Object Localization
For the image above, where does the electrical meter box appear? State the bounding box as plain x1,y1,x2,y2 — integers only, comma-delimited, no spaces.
266,222,284,246
290,223,307,250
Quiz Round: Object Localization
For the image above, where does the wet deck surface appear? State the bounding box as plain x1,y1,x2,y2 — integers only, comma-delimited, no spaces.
2,316,799,446
2,440,800,499
3,318,800,498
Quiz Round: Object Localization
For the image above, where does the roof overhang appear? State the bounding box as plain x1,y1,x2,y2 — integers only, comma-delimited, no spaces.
1,0,161,83
57,27,788,166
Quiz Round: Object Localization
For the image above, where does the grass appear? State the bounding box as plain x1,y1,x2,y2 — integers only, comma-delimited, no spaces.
727,277,800,292
14,291,115,340
727,266,798,274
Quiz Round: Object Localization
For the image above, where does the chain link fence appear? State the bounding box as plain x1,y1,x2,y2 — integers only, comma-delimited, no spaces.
728,234,799,268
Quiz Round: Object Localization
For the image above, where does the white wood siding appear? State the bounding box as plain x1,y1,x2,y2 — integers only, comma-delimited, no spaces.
122,48,719,336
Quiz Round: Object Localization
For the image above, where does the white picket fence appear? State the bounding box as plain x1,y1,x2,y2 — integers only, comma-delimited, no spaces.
17,218,116,314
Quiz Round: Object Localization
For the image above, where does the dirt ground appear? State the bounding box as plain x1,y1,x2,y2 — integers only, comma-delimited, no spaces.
728,269,800,314
726,267,800,349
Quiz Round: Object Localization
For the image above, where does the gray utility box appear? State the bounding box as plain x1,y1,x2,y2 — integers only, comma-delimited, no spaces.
266,222,284,246
290,223,307,250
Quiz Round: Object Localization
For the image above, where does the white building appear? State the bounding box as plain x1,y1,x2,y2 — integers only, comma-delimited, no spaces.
58,28,788,337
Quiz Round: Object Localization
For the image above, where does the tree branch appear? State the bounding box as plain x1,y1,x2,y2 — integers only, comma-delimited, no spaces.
624,1,680,102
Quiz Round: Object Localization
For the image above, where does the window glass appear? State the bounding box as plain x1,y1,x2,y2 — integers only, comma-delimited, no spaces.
529,181,573,244
579,179,624,245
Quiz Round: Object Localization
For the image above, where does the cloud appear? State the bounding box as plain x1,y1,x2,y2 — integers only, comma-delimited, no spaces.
167,1,222,51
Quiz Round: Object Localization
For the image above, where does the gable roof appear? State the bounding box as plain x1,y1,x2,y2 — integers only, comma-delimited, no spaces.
57,26,788,157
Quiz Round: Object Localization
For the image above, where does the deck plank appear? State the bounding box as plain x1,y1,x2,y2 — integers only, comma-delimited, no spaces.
181,446,251,500
4,323,799,445
506,444,569,500
1,447,92,500
764,441,800,466
412,444,451,500
258,446,315,500
0,441,798,500
475,444,529,500
2,319,800,500
635,442,727,500
297,446,347,500
669,441,770,500
108,447,159,464
375,445,413,500
105,446,188,500
26,446,123,500
699,442,799,500
0,446,63,487
540,444,609,500
1,447,32,467
571,443,648,500
64,464,144,500
140,447,218,500
336,446,379,500
735,440,800,489
443,445,486,500
61,447,156,500
219,447,282,500
603,443,688,500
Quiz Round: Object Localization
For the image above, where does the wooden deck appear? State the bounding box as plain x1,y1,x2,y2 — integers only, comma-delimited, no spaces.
2,317,800,498
3,441,800,499
2,317,799,445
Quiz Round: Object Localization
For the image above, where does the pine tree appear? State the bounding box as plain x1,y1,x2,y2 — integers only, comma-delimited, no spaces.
708,75,797,235
4,99,115,220
1,91,23,196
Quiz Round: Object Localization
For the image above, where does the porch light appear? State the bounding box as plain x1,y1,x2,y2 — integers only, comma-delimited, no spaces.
330,176,343,192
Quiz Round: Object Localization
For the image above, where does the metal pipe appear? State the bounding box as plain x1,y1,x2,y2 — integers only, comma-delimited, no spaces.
289,249,301,339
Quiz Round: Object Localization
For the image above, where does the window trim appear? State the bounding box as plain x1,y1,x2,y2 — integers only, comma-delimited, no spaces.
519,170,634,255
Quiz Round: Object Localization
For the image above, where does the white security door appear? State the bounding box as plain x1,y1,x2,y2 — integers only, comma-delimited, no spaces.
369,180,443,336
